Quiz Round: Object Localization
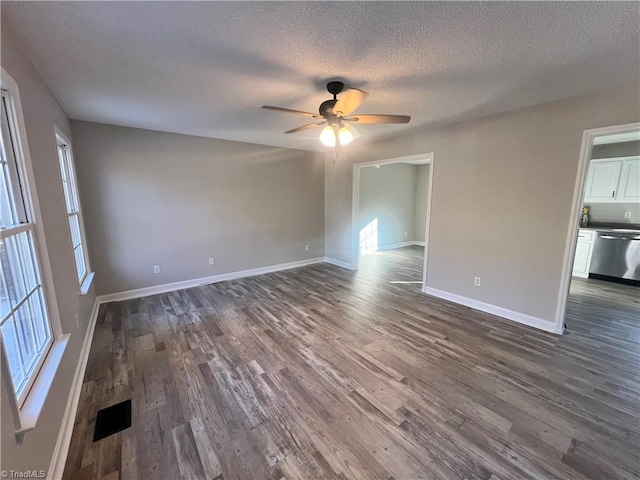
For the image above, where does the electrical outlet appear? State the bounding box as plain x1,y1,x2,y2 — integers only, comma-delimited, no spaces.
153,265,160,274
305,245,309,252
474,277,481,287
624,211,632,219
404,231,408,237
209,257,215,266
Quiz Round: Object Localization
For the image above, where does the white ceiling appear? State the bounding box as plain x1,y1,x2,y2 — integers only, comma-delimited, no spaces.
3,2,639,152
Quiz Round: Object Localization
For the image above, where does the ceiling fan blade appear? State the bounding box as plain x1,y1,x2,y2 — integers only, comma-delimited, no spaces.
345,114,411,124
284,121,326,134
333,88,369,116
262,105,323,118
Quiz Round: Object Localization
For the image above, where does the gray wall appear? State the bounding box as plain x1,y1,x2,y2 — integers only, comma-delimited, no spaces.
591,140,639,159
1,26,97,473
325,82,640,327
357,163,430,250
70,121,325,296
359,164,417,249
586,140,640,224
414,164,430,242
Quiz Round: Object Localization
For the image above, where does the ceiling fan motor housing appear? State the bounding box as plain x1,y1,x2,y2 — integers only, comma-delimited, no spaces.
326,81,344,96
319,99,338,117
320,82,346,117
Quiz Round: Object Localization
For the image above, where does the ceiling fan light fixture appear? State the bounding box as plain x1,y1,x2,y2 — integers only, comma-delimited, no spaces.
338,126,353,145
319,125,336,147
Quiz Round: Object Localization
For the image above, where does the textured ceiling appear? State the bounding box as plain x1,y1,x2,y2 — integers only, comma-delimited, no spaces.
3,2,639,151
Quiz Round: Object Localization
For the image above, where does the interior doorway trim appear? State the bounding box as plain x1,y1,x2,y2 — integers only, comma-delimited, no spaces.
351,152,435,291
556,121,640,332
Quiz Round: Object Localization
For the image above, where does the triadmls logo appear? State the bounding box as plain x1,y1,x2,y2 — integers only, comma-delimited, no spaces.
1,471,46,479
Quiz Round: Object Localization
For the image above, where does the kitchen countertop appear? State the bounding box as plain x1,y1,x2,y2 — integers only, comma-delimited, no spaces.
586,222,640,229
580,225,640,233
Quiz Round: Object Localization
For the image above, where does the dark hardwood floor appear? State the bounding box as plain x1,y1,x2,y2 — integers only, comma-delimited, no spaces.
63,246,640,480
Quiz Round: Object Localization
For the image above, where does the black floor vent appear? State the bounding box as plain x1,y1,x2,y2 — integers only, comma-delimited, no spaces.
93,399,132,442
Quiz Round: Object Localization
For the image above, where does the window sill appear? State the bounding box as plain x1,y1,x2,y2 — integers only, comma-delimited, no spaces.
13,334,69,443
80,271,95,296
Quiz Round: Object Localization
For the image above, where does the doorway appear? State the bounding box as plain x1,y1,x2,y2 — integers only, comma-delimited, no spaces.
558,122,640,330
351,153,435,290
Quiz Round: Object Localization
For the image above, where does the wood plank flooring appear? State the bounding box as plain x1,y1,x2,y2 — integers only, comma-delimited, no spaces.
63,246,640,480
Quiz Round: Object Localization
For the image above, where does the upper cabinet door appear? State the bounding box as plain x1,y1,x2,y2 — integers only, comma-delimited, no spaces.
617,157,640,202
583,159,623,203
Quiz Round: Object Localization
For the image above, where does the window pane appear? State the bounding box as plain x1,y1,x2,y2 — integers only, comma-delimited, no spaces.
66,156,79,213
0,267,11,319
1,317,26,392
69,214,81,248
17,230,38,290
57,146,73,212
1,235,28,306
14,301,37,372
74,244,86,280
1,96,27,225
0,162,18,228
57,146,67,184
28,289,50,347
62,178,72,212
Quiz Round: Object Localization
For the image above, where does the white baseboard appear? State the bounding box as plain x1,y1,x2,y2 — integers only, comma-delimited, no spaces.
323,257,357,270
413,241,426,247
422,286,562,334
47,299,101,480
97,257,325,303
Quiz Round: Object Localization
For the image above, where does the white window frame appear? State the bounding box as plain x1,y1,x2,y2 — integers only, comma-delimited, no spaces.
1,91,55,409
55,129,92,292
1,69,69,440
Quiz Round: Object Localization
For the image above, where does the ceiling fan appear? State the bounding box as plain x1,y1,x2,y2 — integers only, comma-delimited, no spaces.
262,81,410,159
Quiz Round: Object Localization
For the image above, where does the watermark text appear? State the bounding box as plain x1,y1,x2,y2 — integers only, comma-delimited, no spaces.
1,470,46,479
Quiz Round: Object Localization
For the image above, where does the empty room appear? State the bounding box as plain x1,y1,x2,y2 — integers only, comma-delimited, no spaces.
1,2,639,479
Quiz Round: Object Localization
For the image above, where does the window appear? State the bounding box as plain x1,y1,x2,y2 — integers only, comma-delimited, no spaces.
56,136,90,285
1,89,53,405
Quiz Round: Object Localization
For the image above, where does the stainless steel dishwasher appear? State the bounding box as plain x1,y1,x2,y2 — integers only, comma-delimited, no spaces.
590,230,640,281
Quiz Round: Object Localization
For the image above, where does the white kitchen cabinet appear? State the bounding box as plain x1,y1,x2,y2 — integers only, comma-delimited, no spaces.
584,159,622,203
617,157,640,202
572,229,595,278
583,156,640,203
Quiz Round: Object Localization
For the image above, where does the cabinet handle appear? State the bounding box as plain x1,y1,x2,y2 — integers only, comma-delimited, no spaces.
612,190,615,198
